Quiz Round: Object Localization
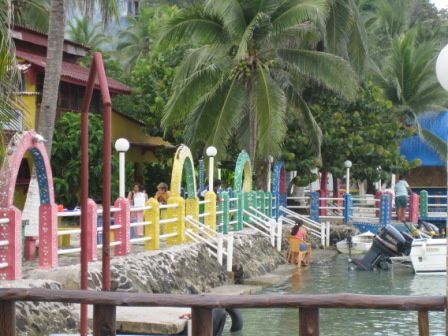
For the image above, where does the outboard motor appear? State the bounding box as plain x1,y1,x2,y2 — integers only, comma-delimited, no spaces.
353,225,413,271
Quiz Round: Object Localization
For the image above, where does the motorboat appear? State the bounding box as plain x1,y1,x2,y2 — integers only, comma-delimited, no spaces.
408,238,446,274
336,231,375,255
353,224,446,274
353,225,413,271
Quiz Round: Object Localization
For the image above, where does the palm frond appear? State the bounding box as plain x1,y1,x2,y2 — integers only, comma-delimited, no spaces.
163,63,224,127
236,12,269,60
421,128,447,161
271,0,328,34
253,65,287,156
285,84,322,162
159,7,230,48
173,44,231,86
278,48,358,100
184,78,246,156
205,0,246,39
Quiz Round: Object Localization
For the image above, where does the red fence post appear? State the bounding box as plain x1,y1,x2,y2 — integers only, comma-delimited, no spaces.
319,190,327,217
409,193,420,224
0,207,21,280
87,199,98,261
114,198,130,256
39,203,58,269
375,191,381,218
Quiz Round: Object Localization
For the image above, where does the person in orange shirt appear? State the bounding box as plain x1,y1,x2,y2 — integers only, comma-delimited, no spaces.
155,182,171,204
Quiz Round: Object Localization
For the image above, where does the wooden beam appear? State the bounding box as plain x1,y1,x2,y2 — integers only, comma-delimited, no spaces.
0,289,444,311
192,307,213,336
299,307,319,336
0,300,16,336
93,304,116,336
418,310,429,336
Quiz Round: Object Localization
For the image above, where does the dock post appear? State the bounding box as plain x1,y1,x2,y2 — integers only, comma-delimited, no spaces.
167,196,185,245
217,232,223,265
310,192,320,222
221,192,229,234
226,232,234,272
276,217,282,252
192,307,213,336
379,194,391,225
418,311,429,336
144,198,159,250
86,199,98,261
343,193,352,224
0,300,16,336
419,190,428,219
409,193,420,224
113,197,130,256
299,307,319,336
204,191,217,235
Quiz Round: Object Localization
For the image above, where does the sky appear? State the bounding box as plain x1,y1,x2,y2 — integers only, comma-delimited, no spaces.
431,0,448,9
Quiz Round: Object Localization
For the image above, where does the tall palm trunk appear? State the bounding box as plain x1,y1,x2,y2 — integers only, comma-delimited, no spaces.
22,0,65,230
38,0,65,153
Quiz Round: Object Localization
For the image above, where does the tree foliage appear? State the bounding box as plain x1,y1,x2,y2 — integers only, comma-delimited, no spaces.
284,83,419,189
66,17,109,49
51,112,119,207
159,0,365,162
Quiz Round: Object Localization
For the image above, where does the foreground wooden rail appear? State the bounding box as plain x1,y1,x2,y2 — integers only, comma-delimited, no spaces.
0,288,444,336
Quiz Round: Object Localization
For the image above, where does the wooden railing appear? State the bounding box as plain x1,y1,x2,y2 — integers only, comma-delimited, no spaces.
0,288,444,336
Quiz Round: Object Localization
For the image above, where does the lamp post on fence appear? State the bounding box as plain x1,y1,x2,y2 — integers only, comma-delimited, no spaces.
206,146,217,192
344,160,352,194
115,138,130,198
435,43,448,334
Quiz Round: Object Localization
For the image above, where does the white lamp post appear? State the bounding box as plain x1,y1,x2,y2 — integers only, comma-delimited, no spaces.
436,45,448,331
206,146,217,192
267,156,274,192
344,160,352,194
114,138,130,198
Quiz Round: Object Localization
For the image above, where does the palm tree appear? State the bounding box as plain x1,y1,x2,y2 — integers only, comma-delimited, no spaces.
117,6,179,71
66,17,109,49
373,31,448,158
38,0,117,155
160,0,361,162
12,0,50,32
0,0,19,124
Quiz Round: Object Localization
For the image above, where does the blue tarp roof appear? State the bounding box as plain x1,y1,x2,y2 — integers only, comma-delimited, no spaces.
400,112,447,167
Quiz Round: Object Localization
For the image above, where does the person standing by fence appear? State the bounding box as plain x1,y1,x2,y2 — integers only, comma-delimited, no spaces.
394,175,412,223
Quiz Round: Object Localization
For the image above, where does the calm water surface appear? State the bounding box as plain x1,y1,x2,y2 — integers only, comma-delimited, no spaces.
222,254,445,336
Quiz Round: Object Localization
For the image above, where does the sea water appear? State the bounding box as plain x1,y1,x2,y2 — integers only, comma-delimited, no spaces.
222,254,445,336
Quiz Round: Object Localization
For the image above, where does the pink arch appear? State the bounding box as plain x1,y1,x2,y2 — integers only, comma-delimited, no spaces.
0,131,55,208
0,131,57,279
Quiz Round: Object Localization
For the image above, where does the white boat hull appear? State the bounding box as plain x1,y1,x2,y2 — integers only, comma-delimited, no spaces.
336,241,372,255
409,239,446,274
336,232,375,255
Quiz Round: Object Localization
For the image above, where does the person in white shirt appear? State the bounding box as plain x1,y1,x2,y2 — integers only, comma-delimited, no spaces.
394,175,412,222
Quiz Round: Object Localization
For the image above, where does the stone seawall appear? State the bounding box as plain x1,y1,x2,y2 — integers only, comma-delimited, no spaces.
1,232,285,335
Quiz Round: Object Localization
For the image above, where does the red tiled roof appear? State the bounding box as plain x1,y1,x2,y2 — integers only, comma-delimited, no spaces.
16,50,131,94
12,25,90,56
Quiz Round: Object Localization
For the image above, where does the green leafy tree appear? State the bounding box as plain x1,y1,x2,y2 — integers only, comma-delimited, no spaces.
112,49,182,139
159,0,363,163
285,83,418,192
282,124,319,187
51,112,118,207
